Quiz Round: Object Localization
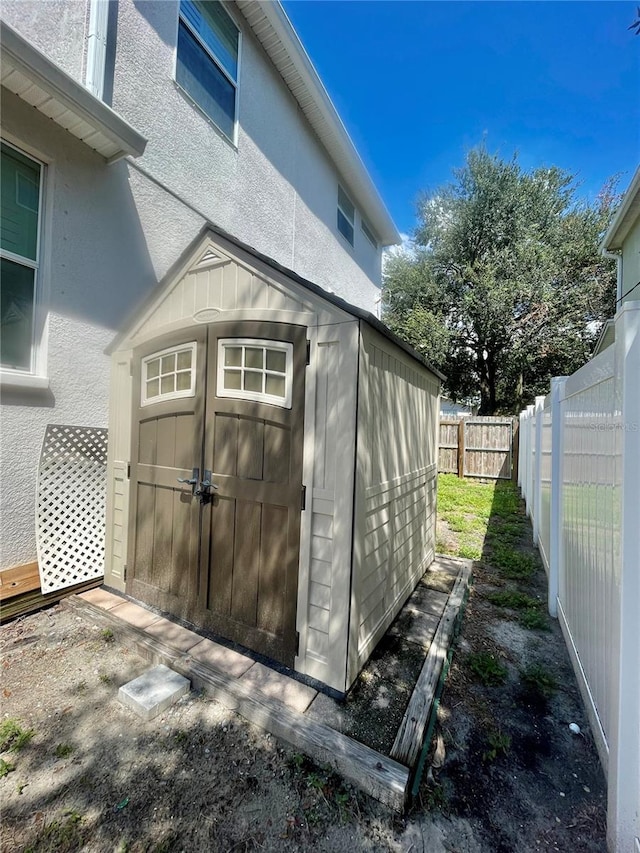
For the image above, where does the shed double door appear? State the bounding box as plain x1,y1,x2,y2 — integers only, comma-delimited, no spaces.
127,321,306,667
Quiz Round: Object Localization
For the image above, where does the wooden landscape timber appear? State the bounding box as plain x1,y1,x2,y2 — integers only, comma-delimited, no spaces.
390,561,472,767
63,593,410,811
0,561,103,622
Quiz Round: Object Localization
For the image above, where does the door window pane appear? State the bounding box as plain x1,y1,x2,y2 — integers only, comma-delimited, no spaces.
217,338,293,408
141,343,197,405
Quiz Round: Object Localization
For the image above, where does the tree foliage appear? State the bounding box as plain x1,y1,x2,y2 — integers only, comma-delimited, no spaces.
382,147,618,414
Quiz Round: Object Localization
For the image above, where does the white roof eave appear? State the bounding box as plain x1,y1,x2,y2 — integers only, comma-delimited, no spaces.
601,166,640,252
0,19,147,163
235,1,401,247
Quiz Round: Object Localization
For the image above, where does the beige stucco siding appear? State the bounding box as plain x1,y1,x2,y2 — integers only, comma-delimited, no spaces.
349,325,440,688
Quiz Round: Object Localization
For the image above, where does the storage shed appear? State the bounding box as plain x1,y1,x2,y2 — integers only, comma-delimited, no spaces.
103,226,442,695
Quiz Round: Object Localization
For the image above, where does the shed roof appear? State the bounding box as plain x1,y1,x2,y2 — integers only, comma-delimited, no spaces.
108,222,445,382
235,1,400,248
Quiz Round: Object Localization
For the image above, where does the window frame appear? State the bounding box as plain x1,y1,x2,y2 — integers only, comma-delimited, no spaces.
174,0,242,146
0,139,46,384
337,184,355,247
141,342,198,407
361,216,379,249
217,338,293,409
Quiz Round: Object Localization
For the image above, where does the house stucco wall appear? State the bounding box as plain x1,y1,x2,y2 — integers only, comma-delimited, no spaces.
0,0,390,570
109,0,382,309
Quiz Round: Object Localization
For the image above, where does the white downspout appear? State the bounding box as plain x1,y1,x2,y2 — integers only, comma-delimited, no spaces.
85,0,109,100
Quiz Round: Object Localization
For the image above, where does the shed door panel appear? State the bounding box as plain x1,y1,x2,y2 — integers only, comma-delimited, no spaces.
127,321,305,669
128,328,206,619
198,322,306,666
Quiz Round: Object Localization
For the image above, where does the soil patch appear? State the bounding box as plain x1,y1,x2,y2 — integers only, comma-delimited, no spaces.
1,477,608,851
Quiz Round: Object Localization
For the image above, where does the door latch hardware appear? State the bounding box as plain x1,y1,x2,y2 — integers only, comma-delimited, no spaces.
196,469,219,505
177,467,200,496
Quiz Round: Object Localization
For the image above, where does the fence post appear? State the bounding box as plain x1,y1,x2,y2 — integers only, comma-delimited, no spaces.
548,377,567,619
457,418,465,478
511,417,519,483
607,303,640,853
532,396,545,545
524,404,534,515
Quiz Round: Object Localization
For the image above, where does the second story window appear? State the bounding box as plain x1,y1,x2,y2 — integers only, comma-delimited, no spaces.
176,0,240,142
337,185,355,246
0,141,43,374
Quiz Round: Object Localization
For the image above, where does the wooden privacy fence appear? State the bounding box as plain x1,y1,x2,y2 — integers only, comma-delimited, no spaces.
439,416,518,480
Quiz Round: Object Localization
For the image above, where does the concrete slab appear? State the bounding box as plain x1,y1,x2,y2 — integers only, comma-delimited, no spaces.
144,618,202,653
110,601,160,630
388,606,442,648
186,638,254,678
78,587,123,610
407,586,449,617
118,664,190,721
240,662,317,714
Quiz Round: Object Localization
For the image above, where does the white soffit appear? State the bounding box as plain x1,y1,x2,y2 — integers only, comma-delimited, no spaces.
236,1,401,247
0,20,146,163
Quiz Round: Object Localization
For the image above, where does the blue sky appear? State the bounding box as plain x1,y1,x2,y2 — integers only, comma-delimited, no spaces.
282,1,640,238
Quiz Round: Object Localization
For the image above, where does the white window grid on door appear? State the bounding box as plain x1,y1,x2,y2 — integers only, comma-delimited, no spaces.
217,338,293,408
141,342,197,406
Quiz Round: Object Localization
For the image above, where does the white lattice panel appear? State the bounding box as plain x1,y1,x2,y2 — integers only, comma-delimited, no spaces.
36,425,108,593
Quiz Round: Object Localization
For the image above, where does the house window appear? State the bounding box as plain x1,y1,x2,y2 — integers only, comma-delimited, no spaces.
217,339,293,408
337,185,355,246
176,0,239,141
361,217,378,249
0,142,43,373
141,343,197,405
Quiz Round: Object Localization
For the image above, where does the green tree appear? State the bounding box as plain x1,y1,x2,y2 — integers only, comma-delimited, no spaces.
383,147,618,414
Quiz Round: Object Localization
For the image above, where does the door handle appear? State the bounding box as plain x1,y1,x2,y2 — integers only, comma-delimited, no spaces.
177,467,199,496
196,470,219,504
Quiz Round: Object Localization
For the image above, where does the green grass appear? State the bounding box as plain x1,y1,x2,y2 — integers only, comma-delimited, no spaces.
437,475,528,563
482,728,512,763
54,743,73,759
24,810,84,853
520,663,557,699
490,545,536,580
0,719,34,753
487,590,540,610
467,651,508,686
0,758,16,777
519,608,550,631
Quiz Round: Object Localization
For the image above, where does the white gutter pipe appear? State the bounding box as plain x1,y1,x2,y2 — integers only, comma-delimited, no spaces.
86,0,109,100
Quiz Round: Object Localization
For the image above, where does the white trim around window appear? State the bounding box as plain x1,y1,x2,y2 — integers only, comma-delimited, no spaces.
0,138,49,386
141,342,198,406
174,0,242,146
337,184,355,247
217,338,293,408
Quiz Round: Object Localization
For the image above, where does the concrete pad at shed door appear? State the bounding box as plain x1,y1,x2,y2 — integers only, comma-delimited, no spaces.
118,664,190,720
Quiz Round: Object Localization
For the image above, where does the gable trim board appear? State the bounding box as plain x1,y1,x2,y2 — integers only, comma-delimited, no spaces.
105,229,441,694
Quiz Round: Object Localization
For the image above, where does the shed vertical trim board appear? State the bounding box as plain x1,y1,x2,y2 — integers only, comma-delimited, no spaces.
349,324,440,688
297,320,358,691
104,352,133,592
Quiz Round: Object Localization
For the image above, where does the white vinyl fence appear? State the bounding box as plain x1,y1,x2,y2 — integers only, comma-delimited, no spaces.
518,303,640,853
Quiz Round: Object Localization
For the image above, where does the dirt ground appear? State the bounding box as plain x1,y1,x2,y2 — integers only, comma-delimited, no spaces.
1,482,608,852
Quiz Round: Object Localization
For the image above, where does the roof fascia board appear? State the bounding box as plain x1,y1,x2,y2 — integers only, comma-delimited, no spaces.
238,1,400,247
1,20,147,161
601,166,640,251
